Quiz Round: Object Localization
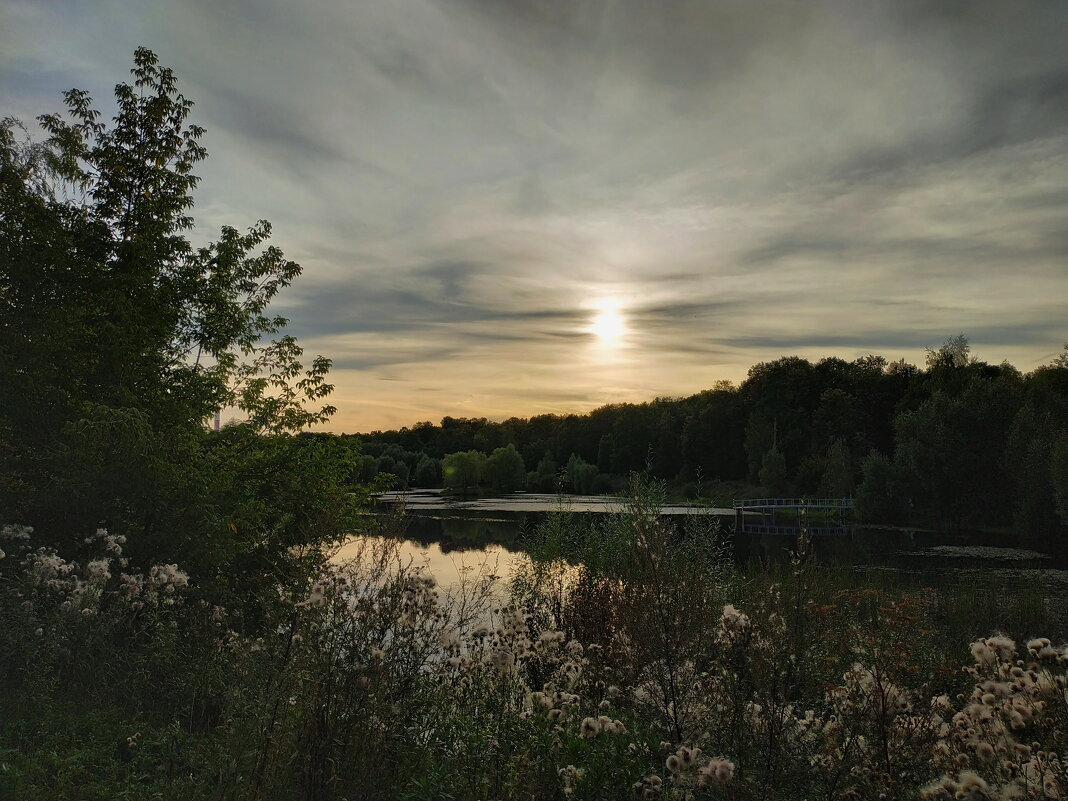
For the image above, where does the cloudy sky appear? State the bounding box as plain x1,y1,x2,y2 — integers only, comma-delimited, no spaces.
3,0,1067,431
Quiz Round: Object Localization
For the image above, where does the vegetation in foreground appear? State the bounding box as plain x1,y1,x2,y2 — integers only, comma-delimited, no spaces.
3,480,1068,800
2,51,1067,800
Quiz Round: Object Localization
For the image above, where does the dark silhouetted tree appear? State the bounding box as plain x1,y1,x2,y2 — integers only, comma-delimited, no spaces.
759,444,788,496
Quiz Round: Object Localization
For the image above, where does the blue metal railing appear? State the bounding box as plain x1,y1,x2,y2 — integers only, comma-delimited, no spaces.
732,498,853,510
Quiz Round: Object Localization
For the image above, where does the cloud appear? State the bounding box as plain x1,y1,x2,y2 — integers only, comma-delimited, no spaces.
3,0,1068,429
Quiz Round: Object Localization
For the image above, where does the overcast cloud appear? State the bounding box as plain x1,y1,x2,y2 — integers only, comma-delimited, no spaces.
3,0,1067,430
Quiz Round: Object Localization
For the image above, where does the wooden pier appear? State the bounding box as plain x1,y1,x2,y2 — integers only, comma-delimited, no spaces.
733,497,853,536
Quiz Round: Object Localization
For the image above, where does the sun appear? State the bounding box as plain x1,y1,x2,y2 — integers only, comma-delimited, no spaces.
590,308,625,342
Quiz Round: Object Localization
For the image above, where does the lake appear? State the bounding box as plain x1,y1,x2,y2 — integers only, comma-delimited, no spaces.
337,489,1068,597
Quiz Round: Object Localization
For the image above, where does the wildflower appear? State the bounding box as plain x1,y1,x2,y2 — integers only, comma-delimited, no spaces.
665,755,681,773
118,573,144,600
986,635,1016,662
559,765,583,796
720,604,751,642
296,581,326,609
1,524,32,541
488,648,515,671
975,741,995,761
86,559,111,584
698,757,735,787
676,745,699,767
970,640,996,667
580,717,601,738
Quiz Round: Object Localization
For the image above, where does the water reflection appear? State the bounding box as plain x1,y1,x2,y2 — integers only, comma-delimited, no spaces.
334,534,523,591
352,492,1068,591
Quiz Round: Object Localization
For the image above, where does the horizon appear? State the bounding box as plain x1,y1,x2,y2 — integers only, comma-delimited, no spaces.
4,1,1068,431
328,340,1064,436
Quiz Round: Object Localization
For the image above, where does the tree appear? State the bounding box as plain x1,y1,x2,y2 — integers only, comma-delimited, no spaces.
759,444,788,496
680,388,746,481
1,49,333,438
527,452,559,493
597,433,616,473
1005,397,1066,539
821,438,854,497
565,453,598,494
413,455,442,488
442,451,485,495
925,333,972,369
893,376,1019,531
745,413,777,483
1053,431,1068,526
855,451,902,523
811,389,865,452
485,445,525,493
0,50,347,576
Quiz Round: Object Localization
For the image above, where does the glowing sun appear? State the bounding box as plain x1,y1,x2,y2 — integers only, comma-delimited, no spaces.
590,308,625,342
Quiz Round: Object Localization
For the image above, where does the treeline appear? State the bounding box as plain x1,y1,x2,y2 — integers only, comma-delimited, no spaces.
351,336,1068,538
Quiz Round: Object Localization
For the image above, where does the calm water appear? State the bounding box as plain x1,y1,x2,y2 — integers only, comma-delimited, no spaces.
353,489,1068,592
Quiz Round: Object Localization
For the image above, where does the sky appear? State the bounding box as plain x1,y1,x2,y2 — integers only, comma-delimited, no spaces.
3,0,1068,432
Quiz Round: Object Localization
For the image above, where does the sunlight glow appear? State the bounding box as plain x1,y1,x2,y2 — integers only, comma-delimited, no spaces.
590,308,625,342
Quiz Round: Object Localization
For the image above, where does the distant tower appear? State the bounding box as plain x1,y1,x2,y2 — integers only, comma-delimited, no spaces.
213,411,221,432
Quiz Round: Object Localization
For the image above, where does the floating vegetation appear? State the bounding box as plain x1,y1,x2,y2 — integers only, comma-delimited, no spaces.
900,545,1052,561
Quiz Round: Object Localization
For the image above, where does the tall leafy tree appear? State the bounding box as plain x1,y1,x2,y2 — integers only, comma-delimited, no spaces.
485,444,526,493
2,49,334,438
442,450,485,495
1,50,347,574
759,444,788,496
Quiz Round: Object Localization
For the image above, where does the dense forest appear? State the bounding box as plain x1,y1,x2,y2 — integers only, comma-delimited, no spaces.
354,338,1068,539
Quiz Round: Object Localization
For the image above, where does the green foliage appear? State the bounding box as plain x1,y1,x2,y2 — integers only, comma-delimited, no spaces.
442,450,486,495
855,450,903,523
1,49,333,439
1053,431,1068,526
925,332,972,369
1005,396,1068,539
413,455,442,487
894,377,1019,530
565,453,598,494
758,444,788,496
820,438,854,497
1,50,346,573
354,346,1068,533
485,444,526,492
745,413,777,483
525,452,559,493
